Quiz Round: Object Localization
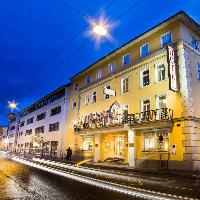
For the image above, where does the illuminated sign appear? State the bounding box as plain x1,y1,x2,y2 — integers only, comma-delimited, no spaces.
167,46,177,92
103,87,116,96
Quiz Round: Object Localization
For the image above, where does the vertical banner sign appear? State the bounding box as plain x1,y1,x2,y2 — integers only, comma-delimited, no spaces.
167,46,178,92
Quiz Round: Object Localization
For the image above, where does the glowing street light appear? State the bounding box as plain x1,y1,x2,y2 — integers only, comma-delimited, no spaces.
93,24,108,36
8,100,18,110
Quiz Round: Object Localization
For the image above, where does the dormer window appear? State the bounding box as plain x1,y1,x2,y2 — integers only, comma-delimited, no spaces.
74,83,78,91
108,63,115,74
122,54,130,66
96,69,102,80
86,75,92,85
161,32,172,47
192,37,199,50
140,43,149,58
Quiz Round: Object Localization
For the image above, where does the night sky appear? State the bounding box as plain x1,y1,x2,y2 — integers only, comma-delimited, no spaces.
0,0,200,125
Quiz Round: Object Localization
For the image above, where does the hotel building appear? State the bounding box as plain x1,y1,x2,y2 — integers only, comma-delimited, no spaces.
15,85,70,158
66,11,200,171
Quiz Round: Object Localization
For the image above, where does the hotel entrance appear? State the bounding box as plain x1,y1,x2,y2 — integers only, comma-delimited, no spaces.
103,134,126,161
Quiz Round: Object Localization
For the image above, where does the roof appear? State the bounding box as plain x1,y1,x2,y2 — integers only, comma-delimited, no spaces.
20,84,70,114
70,11,200,80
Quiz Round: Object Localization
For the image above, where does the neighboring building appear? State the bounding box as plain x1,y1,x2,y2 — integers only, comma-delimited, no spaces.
7,113,20,152
16,85,70,158
66,11,200,171
0,126,8,150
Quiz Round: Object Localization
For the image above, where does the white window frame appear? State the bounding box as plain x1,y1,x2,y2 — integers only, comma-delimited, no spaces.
156,93,168,120
91,91,97,104
108,62,115,74
140,43,149,58
155,62,166,83
96,69,102,80
141,98,151,112
84,94,90,106
160,31,172,47
122,53,130,66
140,67,150,88
121,77,129,94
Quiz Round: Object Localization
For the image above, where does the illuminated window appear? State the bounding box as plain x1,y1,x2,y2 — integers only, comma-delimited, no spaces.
198,64,200,80
140,43,149,58
161,32,172,46
108,63,115,74
141,99,150,112
92,92,96,104
96,69,102,80
121,77,129,94
144,132,169,151
156,63,166,82
156,94,167,120
192,37,199,50
122,54,130,66
82,137,93,151
140,68,150,87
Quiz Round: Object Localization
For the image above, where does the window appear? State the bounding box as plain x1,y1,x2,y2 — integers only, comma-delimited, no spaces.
104,85,110,99
161,32,172,46
10,117,16,123
35,126,44,134
156,94,167,119
82,137,93,151
140,43,149,57
144,132,169,151
85,94,90,106
37,112,46,121
198,64,200,80
86,75,92,84
49,122,59,132
192,37,199,50
25,129,32,136
108,63,115,74
141,99,150,112
121,77,129,94
140,68,150,87
18,132,23,137
51,106,61,116
20,121,25,127
27,117,34,125
122,54,130,66
156,63,166,82
92,92,96,104
72,101,77,110
74,83,78,91
9,126,15,131
96,69,102,80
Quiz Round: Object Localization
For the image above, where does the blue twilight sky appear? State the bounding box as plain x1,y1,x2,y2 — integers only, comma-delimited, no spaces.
0,0,200,125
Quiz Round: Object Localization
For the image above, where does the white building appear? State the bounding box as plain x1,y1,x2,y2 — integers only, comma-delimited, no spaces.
0,126,8,150
7,113,20,152
16,84,70,158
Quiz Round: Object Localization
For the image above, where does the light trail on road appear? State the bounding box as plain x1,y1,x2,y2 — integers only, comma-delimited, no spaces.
11,156,194,200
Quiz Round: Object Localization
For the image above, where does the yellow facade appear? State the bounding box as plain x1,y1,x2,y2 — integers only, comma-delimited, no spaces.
65,12,200,170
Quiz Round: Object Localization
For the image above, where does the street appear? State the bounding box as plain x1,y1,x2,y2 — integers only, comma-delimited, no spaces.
0,152,200,200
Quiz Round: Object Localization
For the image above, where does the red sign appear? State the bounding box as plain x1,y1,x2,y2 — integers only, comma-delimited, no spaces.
167,46,177,92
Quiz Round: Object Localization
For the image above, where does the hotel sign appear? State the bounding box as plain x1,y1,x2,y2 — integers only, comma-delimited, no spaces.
167,46,178,92
103,87,116,96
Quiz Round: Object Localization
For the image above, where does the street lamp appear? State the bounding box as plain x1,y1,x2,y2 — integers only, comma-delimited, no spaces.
8,100,18,110
93,23,108,36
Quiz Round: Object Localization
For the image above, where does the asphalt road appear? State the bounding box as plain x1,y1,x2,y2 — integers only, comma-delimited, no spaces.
0,152,200,200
